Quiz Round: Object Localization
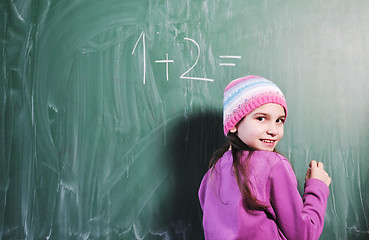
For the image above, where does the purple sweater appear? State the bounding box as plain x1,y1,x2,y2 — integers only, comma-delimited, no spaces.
198,151,329,240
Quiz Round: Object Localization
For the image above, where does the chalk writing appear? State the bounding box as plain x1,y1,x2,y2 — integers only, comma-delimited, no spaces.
219,55,242,67
180,38,214,82
155,53,174,81
132,32,242,84
132,31,146,84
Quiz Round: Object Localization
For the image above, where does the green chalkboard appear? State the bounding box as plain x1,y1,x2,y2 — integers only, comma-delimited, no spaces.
1,0,369,239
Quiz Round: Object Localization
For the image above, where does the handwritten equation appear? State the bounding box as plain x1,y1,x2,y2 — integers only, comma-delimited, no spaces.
131,31,242,84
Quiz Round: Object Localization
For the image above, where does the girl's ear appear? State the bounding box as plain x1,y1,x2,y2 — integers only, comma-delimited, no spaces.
230,126,237,133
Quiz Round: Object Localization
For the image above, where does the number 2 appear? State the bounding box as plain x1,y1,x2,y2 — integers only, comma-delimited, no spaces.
180,38,214,82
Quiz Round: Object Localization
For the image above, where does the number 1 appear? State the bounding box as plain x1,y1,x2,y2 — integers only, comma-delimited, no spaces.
132,31,146,85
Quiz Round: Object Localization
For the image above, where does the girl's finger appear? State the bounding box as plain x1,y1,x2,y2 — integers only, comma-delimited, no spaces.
305,168,311,180
317,161,324,169
310,160,317,168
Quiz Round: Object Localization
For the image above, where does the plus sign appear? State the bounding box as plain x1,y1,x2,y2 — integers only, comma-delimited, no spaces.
155,53,174,81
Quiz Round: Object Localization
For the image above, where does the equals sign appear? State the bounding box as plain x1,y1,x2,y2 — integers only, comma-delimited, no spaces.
219,55,242,66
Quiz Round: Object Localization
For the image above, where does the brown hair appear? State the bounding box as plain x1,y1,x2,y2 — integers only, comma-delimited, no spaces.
209,132,270,211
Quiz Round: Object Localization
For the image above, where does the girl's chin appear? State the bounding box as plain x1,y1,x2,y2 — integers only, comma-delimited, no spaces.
256,142,277,151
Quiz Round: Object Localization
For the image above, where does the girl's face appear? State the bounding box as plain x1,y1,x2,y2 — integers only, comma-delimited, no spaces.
231,103,286,151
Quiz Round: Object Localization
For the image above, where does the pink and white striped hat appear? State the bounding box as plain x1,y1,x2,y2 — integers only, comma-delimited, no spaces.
223,75,287,135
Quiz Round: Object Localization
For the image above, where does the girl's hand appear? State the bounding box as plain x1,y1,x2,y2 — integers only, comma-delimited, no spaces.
305,160,331,187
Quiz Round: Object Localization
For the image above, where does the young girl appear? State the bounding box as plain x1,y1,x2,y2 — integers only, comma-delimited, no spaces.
198,75,331,240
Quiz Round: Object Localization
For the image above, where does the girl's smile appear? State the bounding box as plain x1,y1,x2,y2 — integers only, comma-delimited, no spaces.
230,103,286,151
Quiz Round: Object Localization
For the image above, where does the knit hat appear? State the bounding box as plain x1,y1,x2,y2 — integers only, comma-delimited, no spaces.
223,75,287,135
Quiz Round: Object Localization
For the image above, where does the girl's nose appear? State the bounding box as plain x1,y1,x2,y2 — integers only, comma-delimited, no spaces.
267,124,277,136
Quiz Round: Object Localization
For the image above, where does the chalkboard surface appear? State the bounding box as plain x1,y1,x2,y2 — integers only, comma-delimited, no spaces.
1,0,369,239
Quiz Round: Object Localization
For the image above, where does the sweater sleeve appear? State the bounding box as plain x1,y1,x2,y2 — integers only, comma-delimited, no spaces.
268,160,329,240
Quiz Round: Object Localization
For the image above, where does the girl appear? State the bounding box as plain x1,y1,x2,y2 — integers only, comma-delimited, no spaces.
198,75,331,240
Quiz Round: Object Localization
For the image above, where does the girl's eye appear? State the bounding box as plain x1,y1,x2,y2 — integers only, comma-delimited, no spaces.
276,118,285,124
257,117,265,121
